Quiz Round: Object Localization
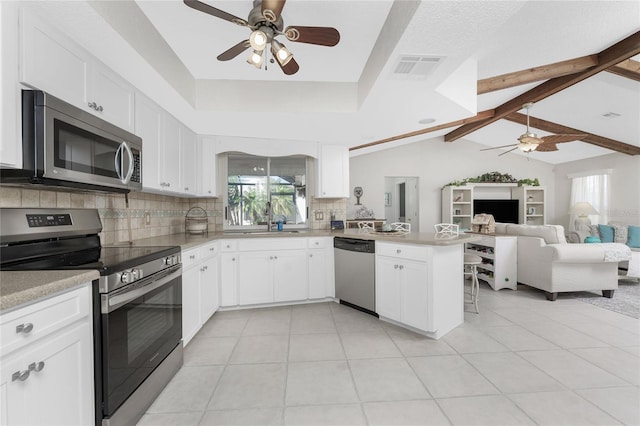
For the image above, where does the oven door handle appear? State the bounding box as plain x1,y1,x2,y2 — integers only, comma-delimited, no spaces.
101,266,181,314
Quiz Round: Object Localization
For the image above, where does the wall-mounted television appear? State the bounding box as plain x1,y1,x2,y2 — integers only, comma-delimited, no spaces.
473,199,519,224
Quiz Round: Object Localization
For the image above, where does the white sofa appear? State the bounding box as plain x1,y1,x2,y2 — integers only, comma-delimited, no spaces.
495,223,631,301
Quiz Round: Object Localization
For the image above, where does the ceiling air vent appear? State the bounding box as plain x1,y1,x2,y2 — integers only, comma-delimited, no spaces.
393,55,443,77
601,112,621,118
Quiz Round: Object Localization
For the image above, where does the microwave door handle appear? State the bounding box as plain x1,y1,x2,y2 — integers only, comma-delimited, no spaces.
114,143,123,181
121,141,134,184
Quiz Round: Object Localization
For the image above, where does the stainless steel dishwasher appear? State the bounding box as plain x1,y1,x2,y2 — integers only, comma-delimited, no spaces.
334,237,377,316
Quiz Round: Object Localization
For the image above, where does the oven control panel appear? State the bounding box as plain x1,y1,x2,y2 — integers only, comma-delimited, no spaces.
26,214,72,227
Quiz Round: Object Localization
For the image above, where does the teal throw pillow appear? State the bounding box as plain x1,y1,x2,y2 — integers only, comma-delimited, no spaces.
598,224,614,243
584,236,601,243
628,225,640,248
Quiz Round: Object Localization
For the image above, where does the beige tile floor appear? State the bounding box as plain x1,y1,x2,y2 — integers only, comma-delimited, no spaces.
138,283,640,426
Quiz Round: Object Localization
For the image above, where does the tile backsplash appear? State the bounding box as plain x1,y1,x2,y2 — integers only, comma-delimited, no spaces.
1,186,346,243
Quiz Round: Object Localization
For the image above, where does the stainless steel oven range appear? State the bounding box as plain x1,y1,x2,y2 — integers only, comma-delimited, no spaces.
0,208,182,426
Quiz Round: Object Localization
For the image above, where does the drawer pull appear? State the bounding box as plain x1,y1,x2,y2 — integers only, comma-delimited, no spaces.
12,370,29,382
396,249,401,254
29,361,45,373
190,255,196,260
394,264,399,269
16,323,34,334
210,247,215,252
399,265,404,270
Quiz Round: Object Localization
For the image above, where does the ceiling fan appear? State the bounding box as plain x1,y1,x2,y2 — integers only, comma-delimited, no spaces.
481,102,587,156
183,0,340,75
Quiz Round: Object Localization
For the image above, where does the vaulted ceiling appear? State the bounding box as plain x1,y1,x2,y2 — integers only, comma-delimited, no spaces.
25,1,640,164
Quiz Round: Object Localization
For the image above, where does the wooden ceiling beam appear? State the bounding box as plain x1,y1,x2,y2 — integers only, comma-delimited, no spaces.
445,30,640,142
477,55,598,94
505,112,640,155
606,58,640,82
350,110,494,151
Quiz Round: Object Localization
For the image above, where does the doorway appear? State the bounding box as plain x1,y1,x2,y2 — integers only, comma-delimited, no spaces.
384,177,419,232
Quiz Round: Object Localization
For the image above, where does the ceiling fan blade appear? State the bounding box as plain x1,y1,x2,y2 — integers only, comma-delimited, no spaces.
217,40,250,61
540,134,588,144
275,56,300,75
183,0,249,27
534,143,559,152
284,26,340,46
498,147,519,156
480,143,518,151
261,0,286,23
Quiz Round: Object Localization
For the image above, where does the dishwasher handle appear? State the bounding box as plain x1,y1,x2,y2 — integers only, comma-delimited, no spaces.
334,237,375,253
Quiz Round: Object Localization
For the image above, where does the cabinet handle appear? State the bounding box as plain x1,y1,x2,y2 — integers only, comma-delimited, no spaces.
315,241,319,245
274,256,278,260
12,370,30,382
232,257,236,261
394,264,399,269
88,101,97,110
184,187,189,191
399,265,404,270
270,256,274,260
309,254,313,258
203,266,208,270
210,247,215,252
190,255,196,260
167,183,171,187
208,190,212,194
16,323,34,334
396,249,401,254
29,361,45,373
200,267,205,272
97,105,103,112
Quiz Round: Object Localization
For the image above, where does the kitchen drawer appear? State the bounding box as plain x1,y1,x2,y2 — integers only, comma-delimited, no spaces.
182,247,200,268
308,237,329,249
199,241,218,258
376,242,428,262
0,285,91,357
238,238,306,252
220,240,238,252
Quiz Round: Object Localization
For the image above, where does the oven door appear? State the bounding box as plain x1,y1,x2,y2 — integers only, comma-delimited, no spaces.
99,265,182,416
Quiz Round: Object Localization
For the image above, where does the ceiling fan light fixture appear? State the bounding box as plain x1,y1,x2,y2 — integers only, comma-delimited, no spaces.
518,132,540,145
249,29,268,51
271,39,293,66
247,49,264,68
519,142,538,153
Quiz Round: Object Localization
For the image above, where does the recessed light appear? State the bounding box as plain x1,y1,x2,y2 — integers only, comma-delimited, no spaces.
418,118,436,125
602,112,621,118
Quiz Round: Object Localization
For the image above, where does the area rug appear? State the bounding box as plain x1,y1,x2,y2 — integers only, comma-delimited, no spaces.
573,279,640,319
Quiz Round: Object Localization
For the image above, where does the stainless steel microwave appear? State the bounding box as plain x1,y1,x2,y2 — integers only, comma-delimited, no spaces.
2,90,142,193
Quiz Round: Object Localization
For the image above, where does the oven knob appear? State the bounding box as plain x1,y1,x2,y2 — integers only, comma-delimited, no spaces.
164,256,175,266
121,271,132,284
173,255,180,265
131,269,140,280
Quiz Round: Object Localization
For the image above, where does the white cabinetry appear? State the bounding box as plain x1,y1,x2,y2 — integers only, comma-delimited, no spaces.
307,237,335,299
20,9,134,132
375,242,464,339
181,242,220,346
0,285,94,426
512,186,546,225
442,186,473,230
465,235,517,290
198,137,218,197
135,93,163,192
316,144,349,198
181,127,197,195
1,2,22,168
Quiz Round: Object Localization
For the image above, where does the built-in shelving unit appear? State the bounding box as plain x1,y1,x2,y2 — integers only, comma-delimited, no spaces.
512,186,546,225
466,235,517,290
441,186,473,230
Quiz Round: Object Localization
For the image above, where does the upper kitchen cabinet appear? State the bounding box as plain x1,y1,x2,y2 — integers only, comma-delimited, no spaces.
316,144,349,198
181,127,197,196
135,93,164,193
19,9,134,132
0,2,22,168
197,137,218,198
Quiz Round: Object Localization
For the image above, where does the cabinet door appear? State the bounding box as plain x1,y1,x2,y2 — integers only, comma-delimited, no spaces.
219,253,238,307
401,260,430,331
182,266,201,346
181,127,197,195
200,256,219,322
198,138,218,197
161,114,182,192
135,94,163,191
308,249,327,299
273,251,307,302
20,9,89,109
90,66,135,132
1,3,22,169
375,256,402,322
0,321,94,426
316,144,349,198
237,252,272,305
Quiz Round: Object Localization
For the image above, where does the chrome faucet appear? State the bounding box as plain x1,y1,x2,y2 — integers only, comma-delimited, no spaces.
265,201,273,231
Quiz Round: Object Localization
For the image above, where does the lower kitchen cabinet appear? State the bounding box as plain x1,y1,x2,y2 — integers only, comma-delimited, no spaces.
220,252,238,307
272,251,308,302
375,242,464,339
0,285,94,426
181,242,219,346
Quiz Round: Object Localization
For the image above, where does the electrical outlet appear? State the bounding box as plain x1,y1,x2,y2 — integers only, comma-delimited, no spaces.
314,211,324,221
145,211,151,225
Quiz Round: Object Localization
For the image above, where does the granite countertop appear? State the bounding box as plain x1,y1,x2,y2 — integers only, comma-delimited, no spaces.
0,270,99,313
108,229,478,250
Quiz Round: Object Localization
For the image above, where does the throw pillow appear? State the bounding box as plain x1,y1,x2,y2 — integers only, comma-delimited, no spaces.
598,224,615,243
612,224,628,244
628,225,640,248
588,224,600,237
584,236,601,243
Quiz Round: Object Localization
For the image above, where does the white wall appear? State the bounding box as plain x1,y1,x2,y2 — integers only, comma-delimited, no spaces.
552,153,640,228
349,137,555,231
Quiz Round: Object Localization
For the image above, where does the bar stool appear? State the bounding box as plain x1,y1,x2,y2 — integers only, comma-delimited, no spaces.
357,221,375,232
464,253,481,314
